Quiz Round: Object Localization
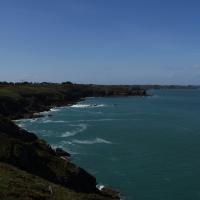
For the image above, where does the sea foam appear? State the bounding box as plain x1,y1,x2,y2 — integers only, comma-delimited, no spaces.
97,184,105,190
70,104,105,108
50,108,61,112
41,119,66,123
72,138,112,145
61,124,87,137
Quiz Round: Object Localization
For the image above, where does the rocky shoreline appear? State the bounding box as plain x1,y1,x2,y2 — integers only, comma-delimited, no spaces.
14,108,122,199
0,83,146,200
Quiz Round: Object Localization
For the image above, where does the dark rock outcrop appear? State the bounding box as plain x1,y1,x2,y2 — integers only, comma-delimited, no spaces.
55,148,71,158
101,187,121,199
0,118,97,193
0,83,146,119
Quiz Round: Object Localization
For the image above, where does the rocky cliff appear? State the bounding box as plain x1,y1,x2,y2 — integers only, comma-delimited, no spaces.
0,83,146,200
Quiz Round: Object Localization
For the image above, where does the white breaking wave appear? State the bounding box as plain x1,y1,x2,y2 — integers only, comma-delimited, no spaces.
17,123,26,128
72,138,112,145
15,118,38,123
41,119,66,123
50,108,61,112
70,104,105,108
34,107,62,115
97,184,105,190
71,104,91,108
34,110,51,115
61,124,87,137
52,141,73,149
96,184,122,200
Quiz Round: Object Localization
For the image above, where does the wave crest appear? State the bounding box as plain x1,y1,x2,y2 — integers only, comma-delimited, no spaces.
41,119,66,123
70,104,105,108
61,124,87,137
50,108,61,112
97,184,105,190
72,138,112,145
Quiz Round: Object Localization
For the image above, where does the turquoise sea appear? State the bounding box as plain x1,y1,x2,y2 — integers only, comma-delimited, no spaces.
16,89,200,200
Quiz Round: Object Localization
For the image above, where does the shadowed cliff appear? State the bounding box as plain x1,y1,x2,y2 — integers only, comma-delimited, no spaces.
0,83,146,119
0,82,146,199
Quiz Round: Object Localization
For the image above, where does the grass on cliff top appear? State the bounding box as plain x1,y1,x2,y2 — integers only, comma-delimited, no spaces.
0,88,21,100
0,85,65,96
0,85,68,102
0,162,112,200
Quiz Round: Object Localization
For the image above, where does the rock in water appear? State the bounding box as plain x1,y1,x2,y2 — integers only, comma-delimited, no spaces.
101,187,121,199
55,148,71,158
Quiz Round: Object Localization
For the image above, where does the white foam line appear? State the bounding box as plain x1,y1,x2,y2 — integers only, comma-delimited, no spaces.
60,124,87,137
17,123,26,128
75,118,142,122
34,107,63,115
14,118,39,123
41,119,66,123
70,104,106,108
50,108,61,112
72,138,112,145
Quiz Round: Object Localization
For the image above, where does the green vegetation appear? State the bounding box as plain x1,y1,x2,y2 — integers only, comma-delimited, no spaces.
0,83,146,119
0,117,97,193
0,163,112,200
0,88,22,100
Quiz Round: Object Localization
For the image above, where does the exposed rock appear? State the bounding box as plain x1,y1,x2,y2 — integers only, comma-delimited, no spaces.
55,148,71,158
101,187,121,199
0,118,97,193
0,84,146,119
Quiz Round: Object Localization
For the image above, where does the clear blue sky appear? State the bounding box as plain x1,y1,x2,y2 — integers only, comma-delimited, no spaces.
0,0,200,84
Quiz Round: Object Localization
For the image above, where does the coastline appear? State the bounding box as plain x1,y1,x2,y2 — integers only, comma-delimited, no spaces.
1,112,121,200
0,83,146,200
13,100,123,198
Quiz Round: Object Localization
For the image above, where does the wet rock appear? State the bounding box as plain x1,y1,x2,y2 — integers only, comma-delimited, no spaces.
101,187,121,200
55,148,70,158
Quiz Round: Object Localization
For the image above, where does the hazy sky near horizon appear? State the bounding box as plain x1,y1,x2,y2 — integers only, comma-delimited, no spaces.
0,0,200,84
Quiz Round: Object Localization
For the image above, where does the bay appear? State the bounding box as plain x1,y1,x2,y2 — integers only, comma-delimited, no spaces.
16,89,200,200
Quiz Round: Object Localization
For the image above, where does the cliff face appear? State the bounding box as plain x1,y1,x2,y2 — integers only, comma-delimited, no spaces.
0,83,146,199
0,118,97,193
0,117,120,200
0,83,146,119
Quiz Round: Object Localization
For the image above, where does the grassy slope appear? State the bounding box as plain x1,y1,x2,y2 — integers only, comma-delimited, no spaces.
0,163,112,200
0,117,98,193
0,118,117,200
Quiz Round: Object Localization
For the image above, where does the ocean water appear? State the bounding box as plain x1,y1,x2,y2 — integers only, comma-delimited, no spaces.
16,89,200,200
